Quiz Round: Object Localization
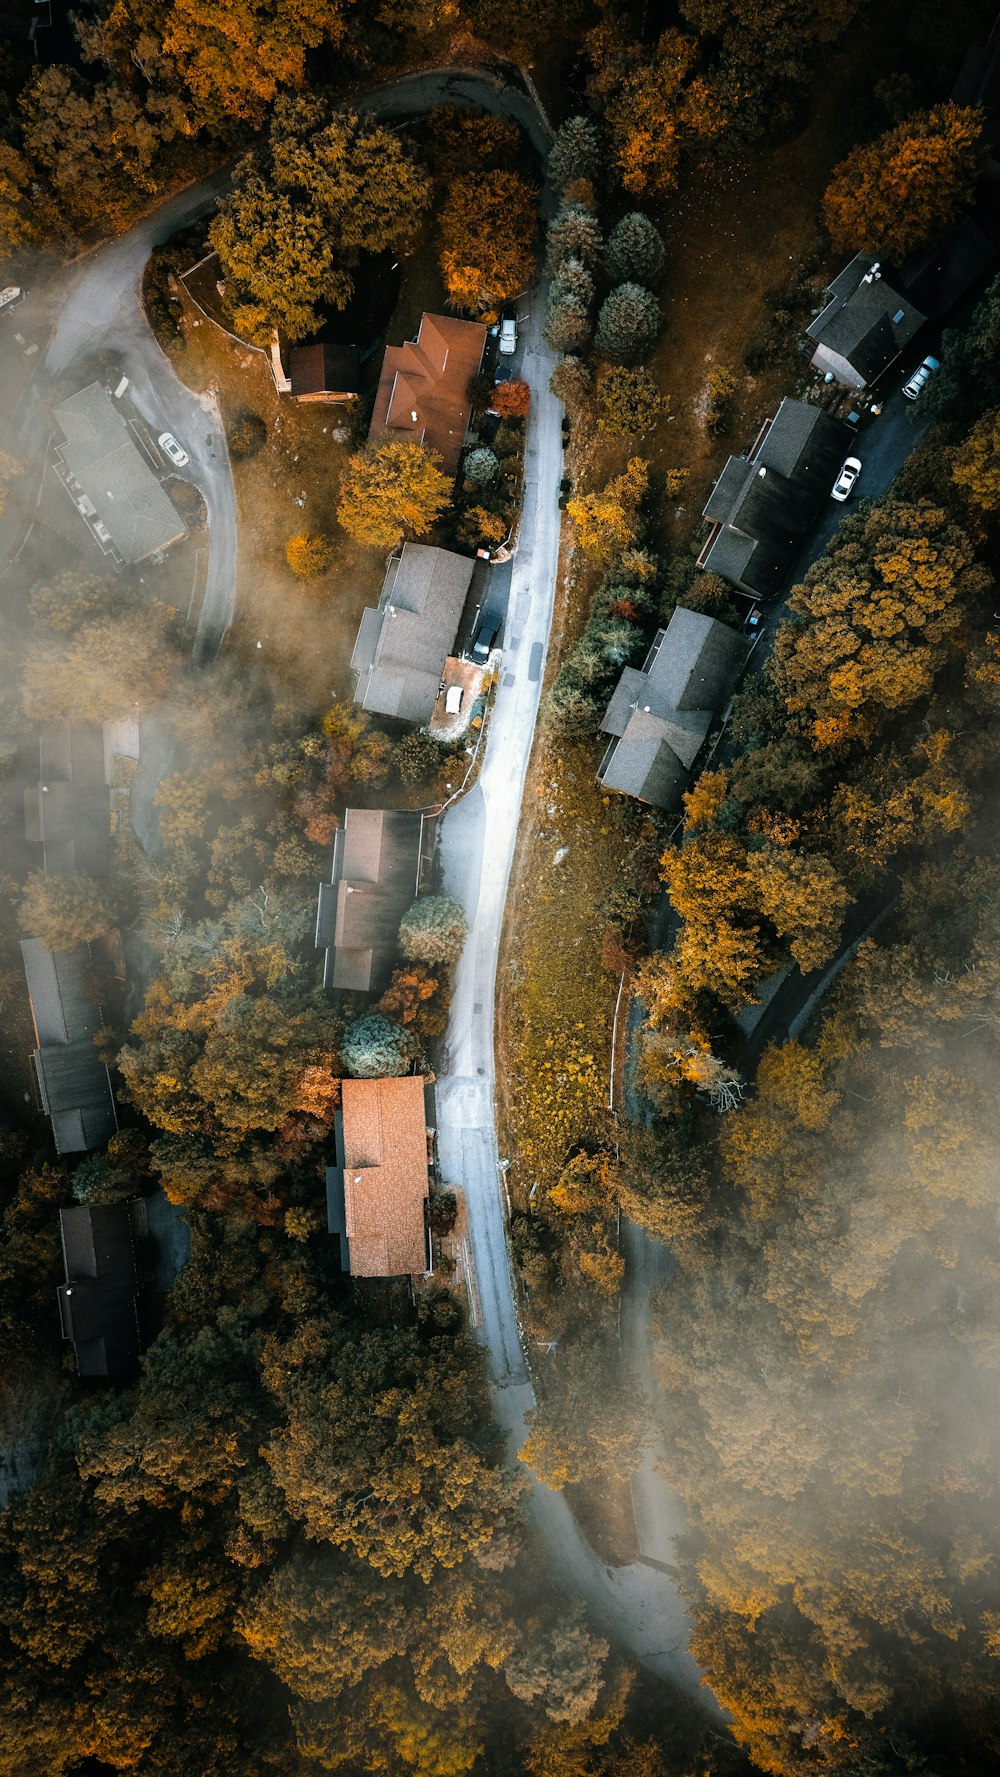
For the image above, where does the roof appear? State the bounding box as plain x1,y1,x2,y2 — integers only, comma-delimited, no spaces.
700,399,852,596
289,343,362,397
315,810,427,994
21,939,118,1154
24,722,111,877
368,313,488,476
54,383,187,564
352,543,474,722
806,260,924,380
57,1201,144,1378
338,1076,430,1276
597,608,748,809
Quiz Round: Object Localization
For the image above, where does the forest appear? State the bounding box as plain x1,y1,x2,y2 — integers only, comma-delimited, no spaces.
2,0,1000,1774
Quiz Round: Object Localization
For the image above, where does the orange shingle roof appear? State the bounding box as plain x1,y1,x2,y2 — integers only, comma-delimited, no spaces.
368,313,488,478
341,1075,430,1277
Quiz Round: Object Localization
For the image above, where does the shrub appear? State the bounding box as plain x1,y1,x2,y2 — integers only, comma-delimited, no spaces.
394,729,442,784
605,212,666,287
285,533,334,577
341,1013,416,1079
457,506,508,550
399,895,468,966
705,363,738,434
596,366,664,436
594,283,661,364
427,1189,458,1234
463,447,500,487
227,410,267,459
550,355,593,411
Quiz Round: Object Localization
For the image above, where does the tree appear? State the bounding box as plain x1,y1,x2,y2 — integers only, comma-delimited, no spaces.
566,458,648,561
490,379,530,419
595,27,728,198
377,962,442,1033
547,116,602,193
28,571,114,633
618,1123,711,1243
750,846,850,972
399,896,468,967
337,441,450,550
823,104,984,258
463,447,499,487
227,411,267,459
439,172,538,312
20,65,182,229
21,608,178,722
0,141,53,259
141,0,347,129
950,406,1000,511
394,730,442,785
211,95,431,342
0,445,23,517
285,533,333,577
549,255,594,311
605,212,666,286
543,295,591,354
596,366,663,436
504,1606,608,1723
594,283,661,364
550,355,593,412
519,1338,653,1487
19,871,116,950
705,362,738,433
544,202,603,275
456,506,508,551
341,1012,416,1078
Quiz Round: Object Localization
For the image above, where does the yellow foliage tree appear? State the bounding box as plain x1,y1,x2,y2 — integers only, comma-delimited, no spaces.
950,406,1000,511
337,440,450,549
566,457,648,561
823,104,984,258
439,171,538,312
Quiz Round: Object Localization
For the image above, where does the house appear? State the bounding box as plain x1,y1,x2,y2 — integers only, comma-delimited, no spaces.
57,1200,146,1379
24,722,112,878
597,607,748,810
54,382,187,565
21,939,118,1155
351,543,474,723
368,312,488,477
698,398,852,599
805,256,925,388
325,1075,433,1277
315,808,432,995
289,343,362,403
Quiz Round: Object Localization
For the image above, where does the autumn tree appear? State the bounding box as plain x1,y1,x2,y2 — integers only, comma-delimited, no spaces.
20,64,184,229
490,379,530,420
596,366,664,436
605,212,666,286
520,1337,653,1488
337,440,450,550
439,172,538,312
567,458,648,561
20,871,117,950
21,607,178,722
823,104,984,258
504,1606,608,1723
750,846,850,972
950,406,1000,511
211,95,431,342
592,26,728,197
0,445,23,517
594,283,661,364
28,570,115,633
0,141,54,258
550,354,593,413
285,533,334,577
399,896,468,967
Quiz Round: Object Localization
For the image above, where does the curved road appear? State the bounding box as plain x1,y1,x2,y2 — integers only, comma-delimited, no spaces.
11,64,717,1713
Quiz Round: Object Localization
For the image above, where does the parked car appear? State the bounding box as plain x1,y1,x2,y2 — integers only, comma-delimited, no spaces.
831,456,862,502
902,355,940,401
471,615,500,662
444,685,463,715
498,308,517,356
158,431,189,468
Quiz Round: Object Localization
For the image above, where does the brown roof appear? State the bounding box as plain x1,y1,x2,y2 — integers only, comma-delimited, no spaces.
340,1075,430,1276
368,313,488,477
289,343,362,398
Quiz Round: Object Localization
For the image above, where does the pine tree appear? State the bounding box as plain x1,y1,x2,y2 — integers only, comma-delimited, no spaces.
550,355,593,411
547,116,602,192
549,255,594,311
543,296,591,354
605,212,666,286
544,202,603,275
341,1013,416,1078
594,283,661,364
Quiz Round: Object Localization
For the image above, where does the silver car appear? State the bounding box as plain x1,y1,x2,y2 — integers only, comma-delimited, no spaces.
902,355,940,401
158,431,189,468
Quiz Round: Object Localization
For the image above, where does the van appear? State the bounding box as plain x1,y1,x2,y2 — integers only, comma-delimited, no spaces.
113,375,130,399
445,685,463,715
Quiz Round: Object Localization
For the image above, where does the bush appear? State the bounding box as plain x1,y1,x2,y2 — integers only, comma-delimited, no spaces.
399,895,468,966
341,1013,416,1079
605,212,666,287
394,730,442,784
285,533,334,578
427,1189,458,1234
594,283,661,365
227,410,267,459
456,506,508,551
493,421,523,459
169,480,207,530
596,366,664,436
705,363,739,434
463,447,500,487
550,355,592,412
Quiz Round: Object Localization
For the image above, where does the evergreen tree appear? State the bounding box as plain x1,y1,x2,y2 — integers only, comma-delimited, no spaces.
544,202,603,275
341,1012,416,1078
398,896,468,967
547,116,602,192
549,255,594,311
463,447,500,487
594,283,661,364
605,212,666,287
543,297,591,354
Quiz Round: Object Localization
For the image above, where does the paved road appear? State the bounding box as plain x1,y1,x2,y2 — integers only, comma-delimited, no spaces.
434,266,719,1714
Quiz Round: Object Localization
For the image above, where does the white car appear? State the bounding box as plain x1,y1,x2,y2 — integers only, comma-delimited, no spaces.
902,355,939,401
498,311,517,356
831,456,862,502
158,431,189,468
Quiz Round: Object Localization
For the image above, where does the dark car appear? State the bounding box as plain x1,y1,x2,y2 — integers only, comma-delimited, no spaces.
471,616,500,662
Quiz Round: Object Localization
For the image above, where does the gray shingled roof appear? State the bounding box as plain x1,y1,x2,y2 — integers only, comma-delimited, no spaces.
21,940,118,1155
805,260,924,378
23,722,111,878
352,545,474,723
54,383,187,564
315,810,428,994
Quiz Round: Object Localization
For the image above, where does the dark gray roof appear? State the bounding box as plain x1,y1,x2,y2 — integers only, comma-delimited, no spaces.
57,1201,144,1378
315,810,429,995
21,940,118,1155
700,399,852,597
352,544,474,723
597,608,748,809
54,383,187,564
24,722,111,878
806,260,924,380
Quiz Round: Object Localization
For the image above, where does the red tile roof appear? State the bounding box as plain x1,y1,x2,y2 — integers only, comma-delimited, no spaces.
368,313,488,477
341,1076,430,1277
